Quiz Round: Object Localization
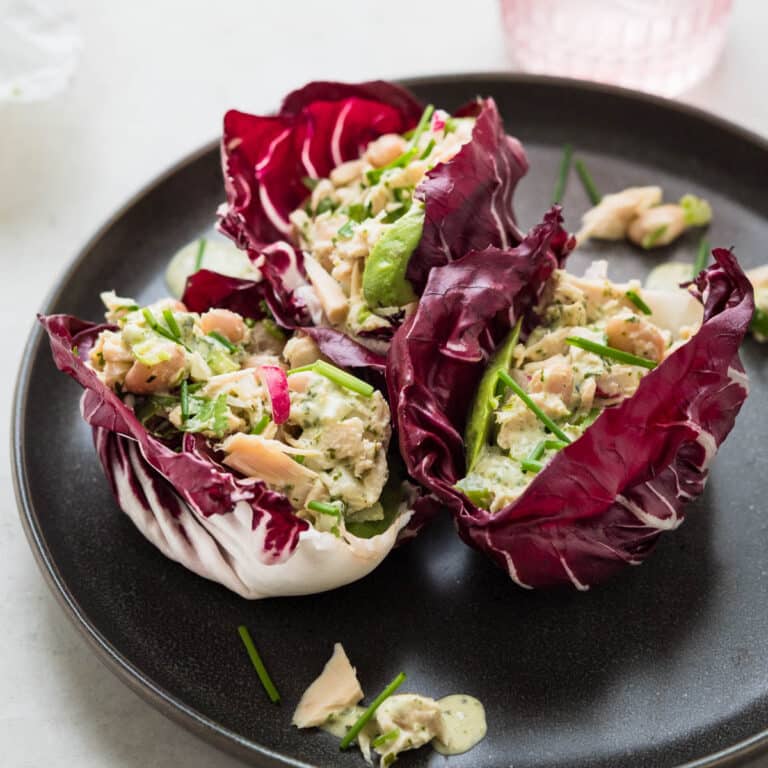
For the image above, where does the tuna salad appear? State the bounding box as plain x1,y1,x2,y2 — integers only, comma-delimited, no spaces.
289,106,475,336
88,291,392,533
457,264,703,512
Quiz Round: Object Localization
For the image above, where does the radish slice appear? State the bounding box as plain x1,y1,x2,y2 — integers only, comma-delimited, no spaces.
431,110,447,132
258,365,291,424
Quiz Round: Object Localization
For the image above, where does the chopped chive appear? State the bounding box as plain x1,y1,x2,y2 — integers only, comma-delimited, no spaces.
293,455,306,465
288,360,374,397
565,336,657,370
497,371,572,444
237,625,280,704
692,236,711,279
372,729,400,749
337,220,354,239
363,106,433,186
574,158,601,205
340,673,406,750
459,486,492,508
250,414,270,435
528,440,547,461
552,143,573,204
315,197,336,216
307,500,343,516
419,138,436,161
544,439,568,451
641,224,668,249
301,176,319,191
625,290,652,315
409,104,435,148
180,379,190,423
346,203,370,223
381,205,407,224
521,458,543,474
162,308,183,340
71,345,79,357
194,238,207,272
142,307,180,344
208,330,238,353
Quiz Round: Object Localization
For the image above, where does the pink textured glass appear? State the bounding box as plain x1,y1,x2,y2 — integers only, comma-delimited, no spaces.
500,0,733,96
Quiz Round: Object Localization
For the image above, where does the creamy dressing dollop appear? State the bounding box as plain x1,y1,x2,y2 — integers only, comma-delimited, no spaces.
433,694,487,755
296,643,487,764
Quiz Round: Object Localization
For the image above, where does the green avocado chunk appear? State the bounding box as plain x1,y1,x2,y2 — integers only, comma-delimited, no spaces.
464,321,522,473
362,203,423,309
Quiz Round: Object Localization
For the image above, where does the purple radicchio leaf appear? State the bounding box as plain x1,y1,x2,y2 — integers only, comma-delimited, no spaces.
218,80,424,249
39,314,307,562
387,207,572,537
39,313,412,597
389,221,753,588
215,81,528,337
407,97,529,293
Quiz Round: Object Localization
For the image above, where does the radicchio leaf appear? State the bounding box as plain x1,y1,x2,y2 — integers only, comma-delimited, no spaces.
215,81,528,337
218,81,423,249
389,227,753,589
388,207,572,538
41,313,305,551
407,97,528,292
40,313,410,598
93,427,410,599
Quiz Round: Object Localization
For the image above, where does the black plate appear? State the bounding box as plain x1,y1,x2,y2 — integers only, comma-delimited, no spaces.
13,75,768,768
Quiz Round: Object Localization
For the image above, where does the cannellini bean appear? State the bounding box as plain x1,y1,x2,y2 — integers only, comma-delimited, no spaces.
576,186,662,243
283,334,323,369
363,184,391,216
606,315,665,362
243,353,282,370
287,371,314,393
390,159,428,188
124,344,186,394
627,204,686,248
310,179,337,212
330,159,364,186
365,133,407,168
99,331,133,363
200,309,246,343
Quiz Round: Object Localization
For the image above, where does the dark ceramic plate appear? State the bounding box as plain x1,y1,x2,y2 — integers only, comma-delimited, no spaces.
13,75,768,768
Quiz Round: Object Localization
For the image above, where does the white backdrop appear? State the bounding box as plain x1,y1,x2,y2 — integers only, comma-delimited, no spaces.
1,1,767,766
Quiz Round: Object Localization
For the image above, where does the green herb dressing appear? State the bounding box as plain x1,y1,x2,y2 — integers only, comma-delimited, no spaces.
320,706,366,739
433,695,487,755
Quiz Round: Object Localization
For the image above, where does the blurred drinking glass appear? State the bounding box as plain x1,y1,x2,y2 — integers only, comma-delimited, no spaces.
500,0,733,96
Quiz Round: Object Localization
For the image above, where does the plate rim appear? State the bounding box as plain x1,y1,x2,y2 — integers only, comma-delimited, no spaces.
12,71,768,768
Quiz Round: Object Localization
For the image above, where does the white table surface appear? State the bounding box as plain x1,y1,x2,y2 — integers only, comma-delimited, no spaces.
2,1,767,766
